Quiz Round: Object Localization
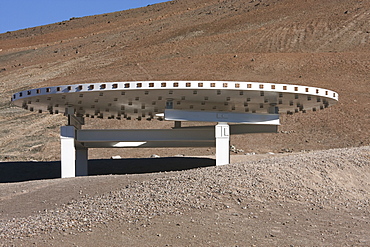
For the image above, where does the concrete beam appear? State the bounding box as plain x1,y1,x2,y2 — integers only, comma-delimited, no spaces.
164,109,280,125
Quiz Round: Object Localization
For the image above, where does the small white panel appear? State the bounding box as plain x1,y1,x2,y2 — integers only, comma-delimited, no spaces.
224,127,230,137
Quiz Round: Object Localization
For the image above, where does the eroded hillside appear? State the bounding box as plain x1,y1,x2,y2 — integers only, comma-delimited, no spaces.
0,0,369,161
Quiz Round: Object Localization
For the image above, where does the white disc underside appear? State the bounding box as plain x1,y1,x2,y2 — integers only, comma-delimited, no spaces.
12,81,338,120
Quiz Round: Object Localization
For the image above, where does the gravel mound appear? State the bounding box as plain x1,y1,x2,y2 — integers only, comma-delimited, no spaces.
1,146,369,239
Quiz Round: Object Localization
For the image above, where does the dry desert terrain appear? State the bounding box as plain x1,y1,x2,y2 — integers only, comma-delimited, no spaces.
0,0,369,246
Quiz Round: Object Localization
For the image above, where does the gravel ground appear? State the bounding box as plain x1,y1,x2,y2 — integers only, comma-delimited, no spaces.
1,146,369,246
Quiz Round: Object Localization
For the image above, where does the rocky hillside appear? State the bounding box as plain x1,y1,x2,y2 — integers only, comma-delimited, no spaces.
0,0,369,161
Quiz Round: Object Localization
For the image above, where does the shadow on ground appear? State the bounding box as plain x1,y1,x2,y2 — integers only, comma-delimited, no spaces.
0,157,215,183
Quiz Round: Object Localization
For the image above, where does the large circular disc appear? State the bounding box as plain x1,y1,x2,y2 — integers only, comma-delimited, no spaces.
12,81,338,119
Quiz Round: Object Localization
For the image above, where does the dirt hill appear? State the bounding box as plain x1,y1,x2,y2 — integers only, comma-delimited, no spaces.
0,0,369,245
0,0,369,161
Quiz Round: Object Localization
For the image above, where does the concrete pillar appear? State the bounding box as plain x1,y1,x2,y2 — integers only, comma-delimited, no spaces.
76,148,88,176
215,122,230,166
174,121,182,128
60,126,88,178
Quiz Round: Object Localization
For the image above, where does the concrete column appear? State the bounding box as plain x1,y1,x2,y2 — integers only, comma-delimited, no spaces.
60,126,88,178
76,148,88,176
174,121,182,128
215,122,230,166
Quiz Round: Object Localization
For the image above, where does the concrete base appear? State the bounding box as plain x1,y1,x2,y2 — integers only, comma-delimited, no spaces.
59,120,278,178
59,123,231,178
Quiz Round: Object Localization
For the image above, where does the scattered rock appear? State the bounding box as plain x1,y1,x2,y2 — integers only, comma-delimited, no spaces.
29,144,44,152
231,145,244,153
280,148,293,153
245,152,256,155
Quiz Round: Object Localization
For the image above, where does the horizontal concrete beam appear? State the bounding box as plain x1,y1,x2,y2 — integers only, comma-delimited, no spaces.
81,140,215,148
175,124,278,134
77,128,215,142
76,123,277,148
77,128,215,148
164,109,280,125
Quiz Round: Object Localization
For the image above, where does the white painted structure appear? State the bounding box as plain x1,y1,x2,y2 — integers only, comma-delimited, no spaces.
12,81,338,178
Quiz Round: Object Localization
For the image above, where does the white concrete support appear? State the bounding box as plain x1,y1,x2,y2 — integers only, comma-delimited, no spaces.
59,120,277,177
215,122,230,166
60,126,88,178
61,126,76,178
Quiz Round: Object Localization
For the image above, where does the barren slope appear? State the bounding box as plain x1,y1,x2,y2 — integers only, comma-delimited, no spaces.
0,1,370,246
0,0,369,160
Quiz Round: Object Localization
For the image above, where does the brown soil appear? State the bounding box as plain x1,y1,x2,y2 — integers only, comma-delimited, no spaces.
1,147,370,246
0,0,369,246
0,0,369,161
